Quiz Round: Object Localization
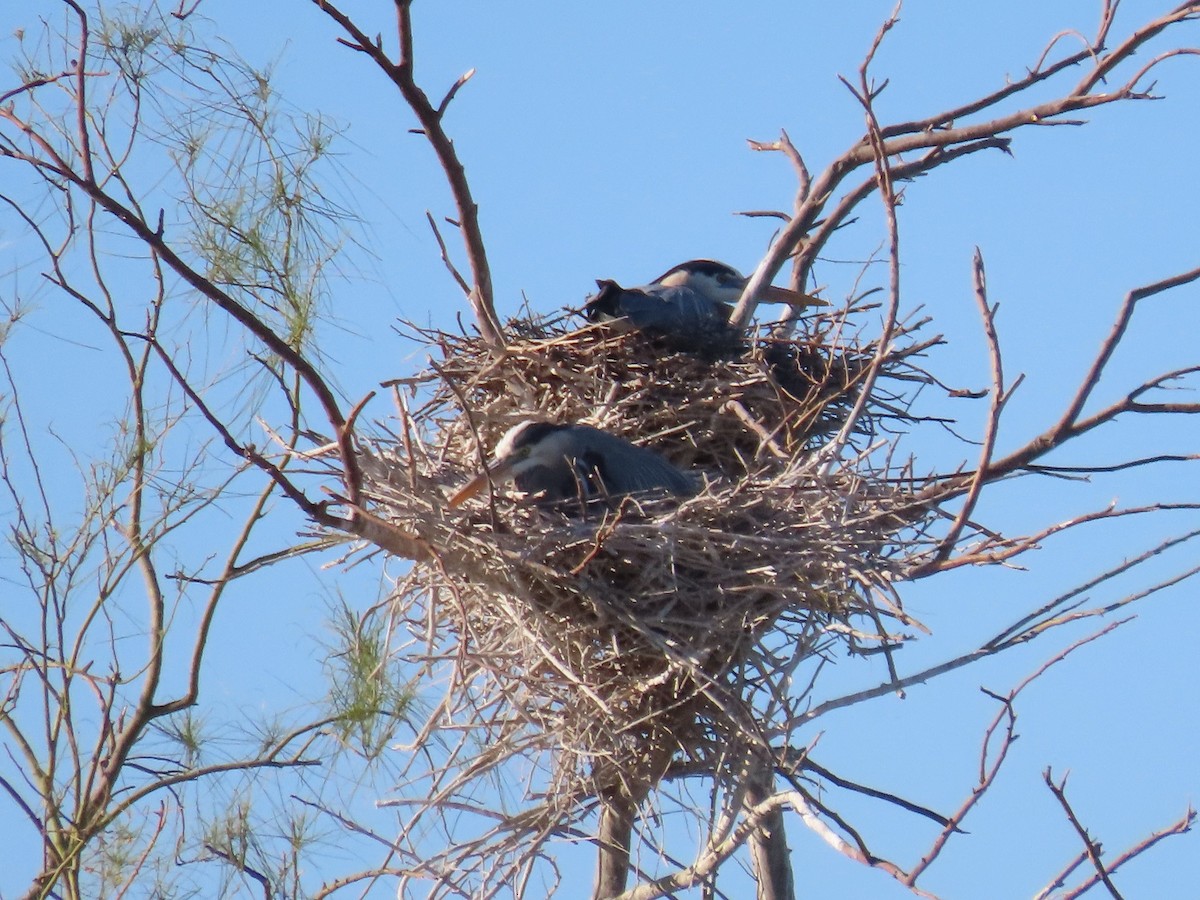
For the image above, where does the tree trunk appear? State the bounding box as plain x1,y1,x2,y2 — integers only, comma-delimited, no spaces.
746,761,795,900
593,794,636,899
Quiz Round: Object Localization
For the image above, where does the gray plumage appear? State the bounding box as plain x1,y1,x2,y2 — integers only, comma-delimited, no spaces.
582,259,825,352
583,260,740,349
449,420,696,507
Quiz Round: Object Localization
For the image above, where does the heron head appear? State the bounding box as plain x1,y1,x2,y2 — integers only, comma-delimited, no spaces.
448,420,568,507
652,259,826,309
652,259,746,302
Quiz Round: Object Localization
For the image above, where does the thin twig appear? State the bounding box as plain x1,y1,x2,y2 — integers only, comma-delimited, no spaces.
1043,769,1124,899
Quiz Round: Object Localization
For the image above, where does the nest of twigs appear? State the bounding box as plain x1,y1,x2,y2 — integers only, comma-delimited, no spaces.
361,312,931,809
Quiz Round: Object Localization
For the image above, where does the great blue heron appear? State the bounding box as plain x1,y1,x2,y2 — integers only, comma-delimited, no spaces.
582,259,824,350
448,420,696,507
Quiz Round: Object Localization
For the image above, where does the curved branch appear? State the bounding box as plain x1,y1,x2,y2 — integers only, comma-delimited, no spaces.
0,118,366,518
731,2,1200,332
924,264,1200,504
311,0,504,345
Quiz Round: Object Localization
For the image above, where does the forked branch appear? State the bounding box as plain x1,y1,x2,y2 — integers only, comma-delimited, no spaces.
731,1,1200,330
311,0,504,345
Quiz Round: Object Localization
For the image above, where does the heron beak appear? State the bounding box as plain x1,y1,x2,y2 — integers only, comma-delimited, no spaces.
759,284,828,308
448,455,518,508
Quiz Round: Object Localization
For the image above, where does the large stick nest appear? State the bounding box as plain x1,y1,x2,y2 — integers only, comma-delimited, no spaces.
362,312,933,809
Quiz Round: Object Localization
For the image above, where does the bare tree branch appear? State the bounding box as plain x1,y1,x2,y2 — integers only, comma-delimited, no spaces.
310,0,505,344
1044,769,1125,899
1056,807,1195,900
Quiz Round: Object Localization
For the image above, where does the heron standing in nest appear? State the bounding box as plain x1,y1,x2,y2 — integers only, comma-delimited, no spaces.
449,420,696,507
582,259,824,351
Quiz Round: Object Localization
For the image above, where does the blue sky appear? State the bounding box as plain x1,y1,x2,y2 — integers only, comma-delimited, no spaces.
2,1,1199,897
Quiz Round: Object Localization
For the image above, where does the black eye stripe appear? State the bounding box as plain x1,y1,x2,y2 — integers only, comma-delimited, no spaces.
661,259,742,282
508,421,567,450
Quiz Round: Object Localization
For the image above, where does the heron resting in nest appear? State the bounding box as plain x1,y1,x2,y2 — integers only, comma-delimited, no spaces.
583,259,825,352
448,419,697,508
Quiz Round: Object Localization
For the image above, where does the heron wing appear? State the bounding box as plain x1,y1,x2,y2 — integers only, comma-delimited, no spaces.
622,285,729,334
571,426,696,498
583,283,729,333
512,462,578,502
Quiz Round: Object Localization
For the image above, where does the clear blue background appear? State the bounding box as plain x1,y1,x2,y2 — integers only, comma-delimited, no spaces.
1,1,1197,897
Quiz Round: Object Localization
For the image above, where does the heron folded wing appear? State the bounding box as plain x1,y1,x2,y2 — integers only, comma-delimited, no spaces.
584,283,730,336
578,429,697,499
512,462,579,502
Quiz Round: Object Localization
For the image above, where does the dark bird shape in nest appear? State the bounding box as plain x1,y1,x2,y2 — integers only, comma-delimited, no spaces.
582,259,825,353
448,420,697,508
755,340,873,447
581,260,865,449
